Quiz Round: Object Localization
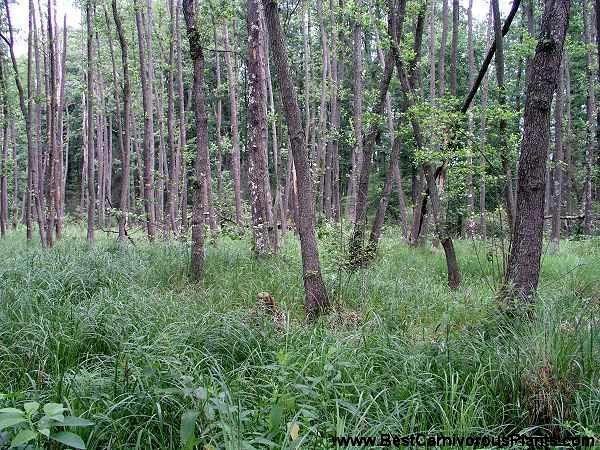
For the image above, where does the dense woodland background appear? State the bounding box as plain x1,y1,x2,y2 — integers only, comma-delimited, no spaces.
0,0,599,447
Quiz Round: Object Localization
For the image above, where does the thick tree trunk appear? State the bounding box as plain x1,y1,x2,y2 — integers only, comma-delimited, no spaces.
504,0,570,303
263,0,330,317
223,22,244,228
182,0,209,280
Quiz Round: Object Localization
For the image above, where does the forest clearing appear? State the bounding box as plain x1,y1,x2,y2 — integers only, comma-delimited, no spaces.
0,0,599,446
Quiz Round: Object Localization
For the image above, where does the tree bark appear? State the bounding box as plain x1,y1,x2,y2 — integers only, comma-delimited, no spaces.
584,0,595,234
348,0,364,222
263,0,330,317
223,21,244,228
112,0,132,241
492,0,516,231
86,0,95,243
450,0,458,96
550,55,564,251
439,0,448,96
247,0,276,256
504,0,570,303
135,1,156,241
182,0,209,281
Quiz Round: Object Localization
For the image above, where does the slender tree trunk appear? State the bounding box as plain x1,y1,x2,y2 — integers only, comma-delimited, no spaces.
550,55,564,251
135,1,156,241
86,0,95,243
504,0,570,303
45,0,58,246
584,0,595,234
112,0,132,241
182,0,208,280
316,0,329,215
368,136,401,254
465,0,475,236
0,71,7,238
223,21,244,228
11,120,18,229
213,26,223,199
450,0,458,96
263,0,330,317
348,0,364,222
563,53,574,215
439,0,448,96
492,0,516,231
175,1,188,234
247,0,275,256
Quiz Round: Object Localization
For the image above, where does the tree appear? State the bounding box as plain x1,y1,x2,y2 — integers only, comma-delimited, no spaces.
86,0,95,243
223,21,243,228
134,0,156,241
504,0,571,303
247,0,276,256
262,0,330,317
112,0,132,242
182,0,209,280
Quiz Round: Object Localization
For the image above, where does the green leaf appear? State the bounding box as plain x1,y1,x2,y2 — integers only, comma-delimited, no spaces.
50,431,86,449
43,403,65,417
10,429,37,448
39,428,50,437
23,402,40,415
0,408,24,416
62,416,94,427
180,410,199,449
0,416,27,431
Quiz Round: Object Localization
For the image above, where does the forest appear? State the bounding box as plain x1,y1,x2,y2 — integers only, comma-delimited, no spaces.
0,0,598,447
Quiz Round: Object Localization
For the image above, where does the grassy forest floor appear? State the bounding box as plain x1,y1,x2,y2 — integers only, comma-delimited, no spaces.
0,225,599,449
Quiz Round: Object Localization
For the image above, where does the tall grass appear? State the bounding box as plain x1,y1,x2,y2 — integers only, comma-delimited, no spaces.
0,226,598,448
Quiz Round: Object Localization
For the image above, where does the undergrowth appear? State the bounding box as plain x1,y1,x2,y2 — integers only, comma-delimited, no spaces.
0,226,598,449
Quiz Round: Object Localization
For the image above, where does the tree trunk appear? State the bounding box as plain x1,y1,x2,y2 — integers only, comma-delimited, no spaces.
465,0,475,236
348,0,363,222
223,21,244,228
550,55,564,251
492,0,516,231
134,2,156,241
182,0,209,280
247,0,276,256
584,0,595,234
439,0,448,96
112,0,132,241
504,0,570,303
166,0,179,235
450,0,458,96
86,0,95,243
263,0,330,317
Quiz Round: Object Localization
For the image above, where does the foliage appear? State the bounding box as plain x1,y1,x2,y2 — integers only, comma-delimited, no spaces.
0,228,598,448
0,397,93,449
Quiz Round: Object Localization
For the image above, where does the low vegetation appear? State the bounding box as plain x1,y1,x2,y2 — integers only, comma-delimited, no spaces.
1,227,598,448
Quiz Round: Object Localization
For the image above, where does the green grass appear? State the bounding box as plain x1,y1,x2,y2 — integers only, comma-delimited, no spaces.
0,225,599,449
